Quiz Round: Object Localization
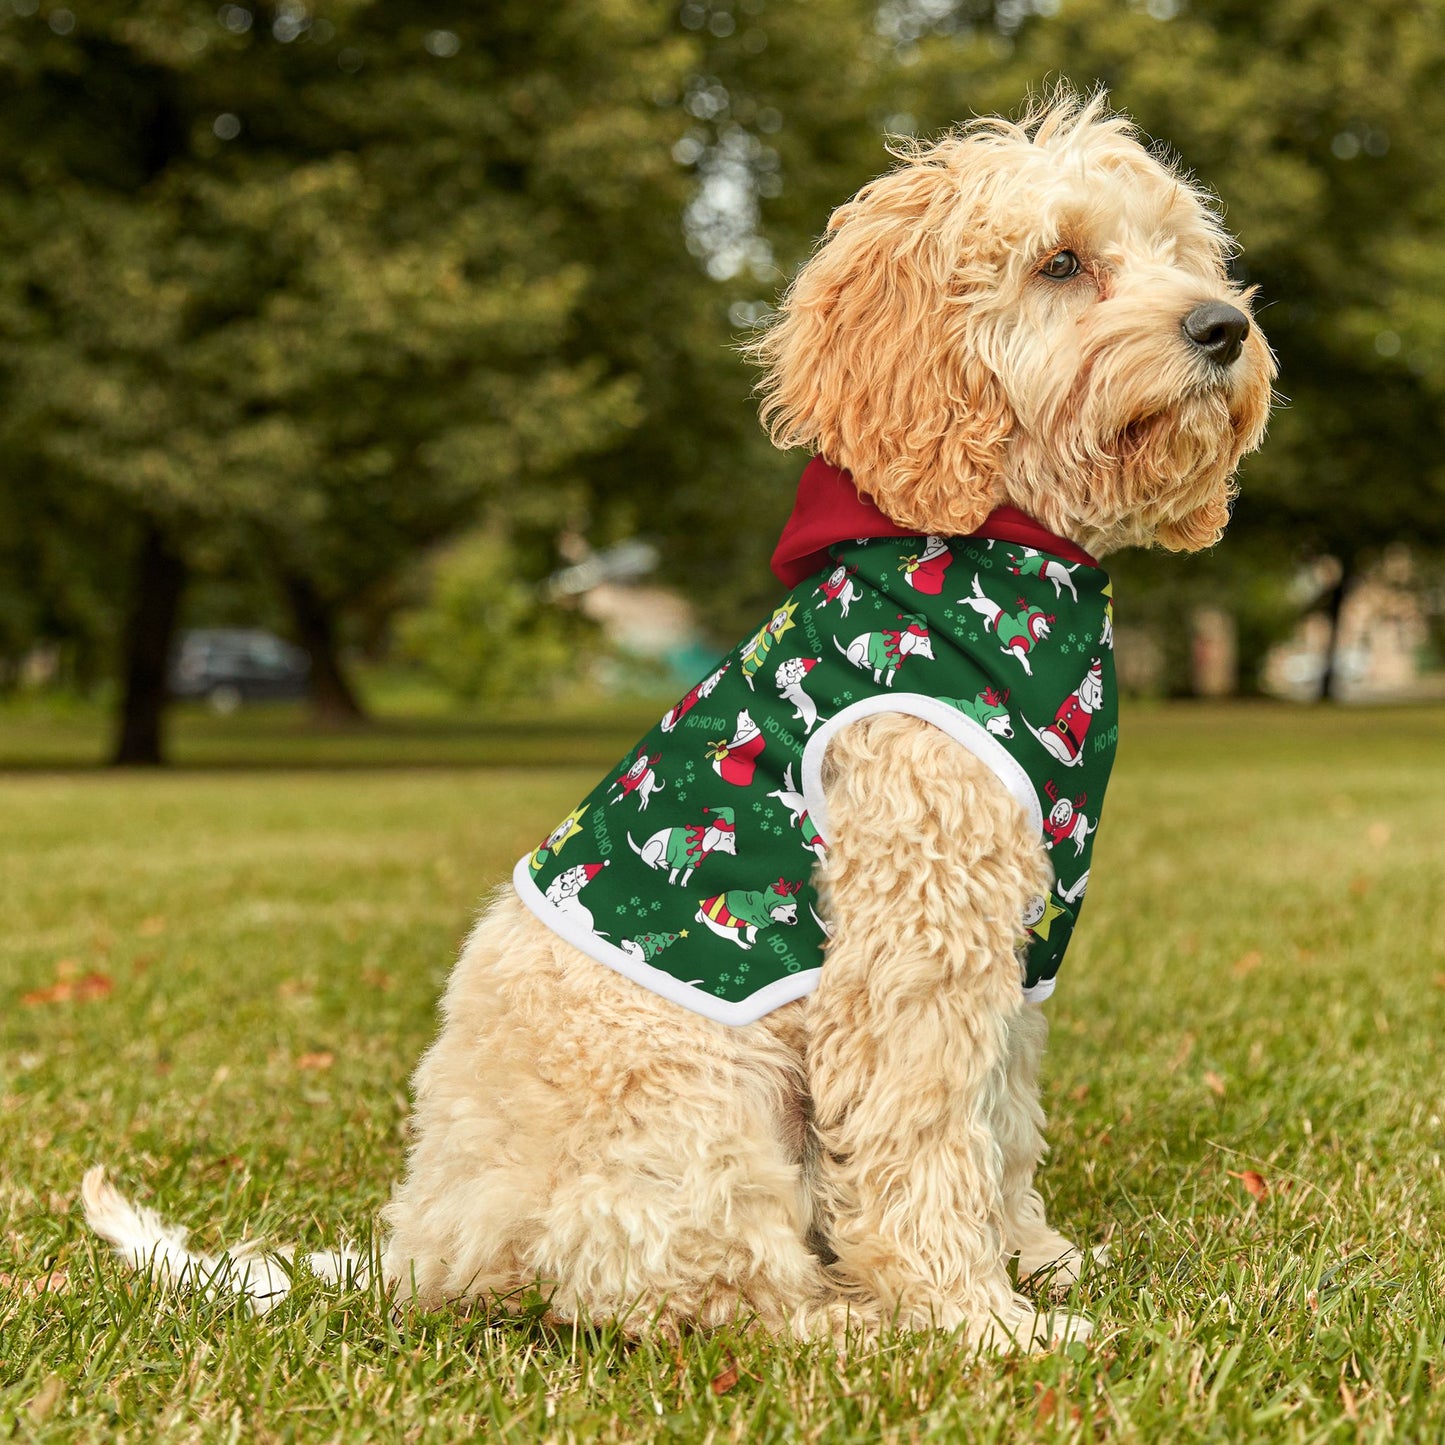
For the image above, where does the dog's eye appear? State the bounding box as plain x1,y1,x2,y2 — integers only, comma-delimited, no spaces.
1040,250,1081,280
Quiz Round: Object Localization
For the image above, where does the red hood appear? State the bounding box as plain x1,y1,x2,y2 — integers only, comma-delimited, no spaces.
770,456,1098,587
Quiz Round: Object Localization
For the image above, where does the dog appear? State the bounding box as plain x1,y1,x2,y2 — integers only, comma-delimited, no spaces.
1008,545,1079,601
608,748,665,810
84,90,1272,1351
960,574,1056,676
774,656,822,735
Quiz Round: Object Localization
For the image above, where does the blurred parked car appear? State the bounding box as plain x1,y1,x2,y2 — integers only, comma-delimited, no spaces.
170,629,310,712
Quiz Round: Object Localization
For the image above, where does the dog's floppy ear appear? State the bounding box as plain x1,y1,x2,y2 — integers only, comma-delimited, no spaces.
749,146,1012,535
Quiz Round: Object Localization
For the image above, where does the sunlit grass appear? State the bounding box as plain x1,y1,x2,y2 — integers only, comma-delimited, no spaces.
3,703,1444,1441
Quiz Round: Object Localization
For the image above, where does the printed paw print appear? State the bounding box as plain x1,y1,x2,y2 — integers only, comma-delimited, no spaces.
649,900,662,912
630,896,642,907
752,800,765,813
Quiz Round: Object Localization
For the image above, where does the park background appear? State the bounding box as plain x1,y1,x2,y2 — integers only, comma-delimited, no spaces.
3,2,1445,1442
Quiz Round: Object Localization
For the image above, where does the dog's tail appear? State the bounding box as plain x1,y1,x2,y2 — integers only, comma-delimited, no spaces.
81,1165,367,1315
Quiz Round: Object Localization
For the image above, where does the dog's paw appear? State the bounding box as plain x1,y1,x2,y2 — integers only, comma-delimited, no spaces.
1017,1240,1110,1293
1030,1307,1093,1348
972,1295,1093,1353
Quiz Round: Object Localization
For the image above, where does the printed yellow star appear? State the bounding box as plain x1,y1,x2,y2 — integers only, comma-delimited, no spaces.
1029,892,1067,942
528,804,588,871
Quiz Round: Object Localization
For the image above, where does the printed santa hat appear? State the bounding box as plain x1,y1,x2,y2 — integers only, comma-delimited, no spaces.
581,861,610,883
775,656,819,687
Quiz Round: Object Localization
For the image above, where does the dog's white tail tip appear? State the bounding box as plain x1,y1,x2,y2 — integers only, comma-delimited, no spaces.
82,1166,286,1314
82,1164,194,1274
82,1166,370,1313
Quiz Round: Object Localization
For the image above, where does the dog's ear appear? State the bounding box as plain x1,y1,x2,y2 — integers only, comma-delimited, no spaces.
749,148,1012,535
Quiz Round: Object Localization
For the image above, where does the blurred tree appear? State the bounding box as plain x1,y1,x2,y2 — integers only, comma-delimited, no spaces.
0,0,909,752
0,0,698,758
572,0,891,632
13,0,1440,742
394,530,596,706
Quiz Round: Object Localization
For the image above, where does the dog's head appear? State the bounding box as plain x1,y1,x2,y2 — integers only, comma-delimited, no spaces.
751,89,1275,555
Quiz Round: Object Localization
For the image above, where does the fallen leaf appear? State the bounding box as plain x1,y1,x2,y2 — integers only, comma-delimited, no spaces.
1034,1386,1058,1425
1229,1169,1268,1201
0,1268,70,1299
1349,875,1372,898
21,983,68,1006
1070,1083,1090,1102
21,972,114,1007
711,1357,740,1396
1232,950,1263,977
295,1051,334,1071
1433,974,1445,990
1204,1070,1227,1098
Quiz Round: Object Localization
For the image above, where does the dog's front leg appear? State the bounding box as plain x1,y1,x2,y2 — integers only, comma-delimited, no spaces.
806,714,1088,1350
994,1004,1099,1290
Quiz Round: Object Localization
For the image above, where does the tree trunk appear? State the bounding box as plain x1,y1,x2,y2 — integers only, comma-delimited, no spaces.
281,571,366,725
1317,555,1355,703
112,524,187,766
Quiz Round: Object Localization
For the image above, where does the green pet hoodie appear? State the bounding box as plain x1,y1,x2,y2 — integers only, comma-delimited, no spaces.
516,459,1118,1026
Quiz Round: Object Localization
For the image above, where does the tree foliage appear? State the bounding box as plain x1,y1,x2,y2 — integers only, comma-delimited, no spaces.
3,0,1444,734
0,1,711,750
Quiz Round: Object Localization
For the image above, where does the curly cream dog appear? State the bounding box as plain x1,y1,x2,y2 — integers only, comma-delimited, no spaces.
85,92,1273,1350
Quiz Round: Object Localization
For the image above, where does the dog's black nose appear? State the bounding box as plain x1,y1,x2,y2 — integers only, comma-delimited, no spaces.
1182,302,1250,367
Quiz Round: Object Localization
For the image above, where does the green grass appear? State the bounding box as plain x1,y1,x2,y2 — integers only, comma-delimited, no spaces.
3,703,1444,1442
0,685,677,771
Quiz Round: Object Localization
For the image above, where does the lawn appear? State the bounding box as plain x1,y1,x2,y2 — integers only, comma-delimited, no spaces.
2,702,1444,1442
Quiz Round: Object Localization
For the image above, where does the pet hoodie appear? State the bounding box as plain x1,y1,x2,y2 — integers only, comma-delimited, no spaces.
516,458,1118,1027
